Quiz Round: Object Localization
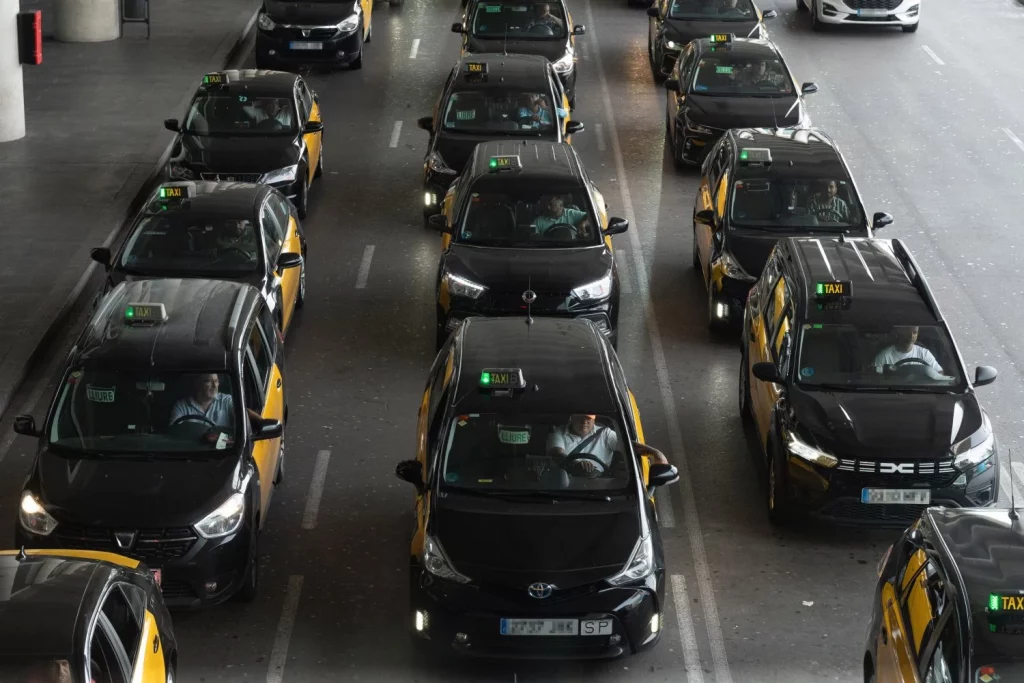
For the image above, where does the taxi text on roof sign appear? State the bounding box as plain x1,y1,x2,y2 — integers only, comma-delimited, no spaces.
124,302,168,325
480,368,526,389
465,62,488,74
158,182,195,199
710,33,733,43
203,73,224,85
739,148,772,165
815,280,852,298
489,155,522,172
989,593,1024,612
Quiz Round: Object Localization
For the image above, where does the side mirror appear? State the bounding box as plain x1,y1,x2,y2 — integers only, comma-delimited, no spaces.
451,22,464,33
648,462,679,488
664,78,680,93
303,120,324,134
565,120,585,135
163,118,180,133
751,361,782,384
417,116,434,133
762,8,778,18
253,419,284,441
974,365,998,387
603,217,629,236
90,247,112,269
277,252,302,270
646,6,659,16
572,24,586,35
694,209,714,226
872,211,894,229
801,82,818,95
428,214,451,233
13,415,38,437
396,459,425,493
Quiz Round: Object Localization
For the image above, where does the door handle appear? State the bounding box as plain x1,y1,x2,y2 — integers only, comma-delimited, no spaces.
276,378,282,389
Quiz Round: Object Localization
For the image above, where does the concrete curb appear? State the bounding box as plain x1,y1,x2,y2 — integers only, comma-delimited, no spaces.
0,3,262,419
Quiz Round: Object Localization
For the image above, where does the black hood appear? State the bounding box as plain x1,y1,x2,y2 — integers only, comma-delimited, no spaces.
108,268,260,293
792,390,984,459
434,130,554,174
178,133,299,175
436,498,640,589
466,37,569,62
663,18,761,45
686,93,802,130
35,449,242,528
262,0,356,24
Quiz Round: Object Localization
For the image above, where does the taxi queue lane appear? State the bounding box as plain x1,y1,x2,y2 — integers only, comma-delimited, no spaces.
3,0,1024,681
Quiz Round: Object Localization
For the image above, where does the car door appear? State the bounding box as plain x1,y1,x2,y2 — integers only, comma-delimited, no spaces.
102,582,167,683
245,313,284,518
260,199,296,334
296,79,321,183
590,181,612,250
361,0,372,38
412,344,455,557
750,274,786,445
265,194,302,333
697,141,729,280
878,547,941,683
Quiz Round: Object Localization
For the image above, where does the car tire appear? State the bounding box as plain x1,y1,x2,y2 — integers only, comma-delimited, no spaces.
738,345,753,424
767,446,793,525
810,0,823,30
672,124,687,169
295,259,306,309
234,532,260,602
351,38,364,69
901,22,918,32
295,164,309,219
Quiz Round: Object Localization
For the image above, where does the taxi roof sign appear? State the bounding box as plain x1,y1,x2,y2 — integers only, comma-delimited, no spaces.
465,62,488,74
480,368,526,390
815,280,852,298
124,303,168,325
710,33,734,43
488,155,522,172
158,182,196,200
739,148,772,165
202,72,226,85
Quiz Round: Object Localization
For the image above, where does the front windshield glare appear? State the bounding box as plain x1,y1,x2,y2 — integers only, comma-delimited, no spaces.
442,413,633,493
797,324,964,390
730,178,863,229
670,0,757,20
120,215,260,274
458,183,601,247
472,1,568,38
184,94,297,135
49,370,244,453
442,91,564,133
693,56,792,96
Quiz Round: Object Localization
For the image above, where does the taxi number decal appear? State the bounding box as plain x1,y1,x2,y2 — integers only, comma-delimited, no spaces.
498,429,530,445
456,110,476,120
716,66,733,74
86,386,116,403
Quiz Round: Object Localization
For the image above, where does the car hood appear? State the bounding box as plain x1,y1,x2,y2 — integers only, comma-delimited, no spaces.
446,244,611,294
434,129,556,174
727,227,864,277
663,18,761,45
108,267,260,291
34,448,243,528
263,0,356,24
179,133,299,175
466,36,569,62
686,93,802,130
792,389,984,459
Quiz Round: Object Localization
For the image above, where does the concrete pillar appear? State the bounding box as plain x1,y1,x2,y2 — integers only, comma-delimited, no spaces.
54,0,119,42
0,0,26,142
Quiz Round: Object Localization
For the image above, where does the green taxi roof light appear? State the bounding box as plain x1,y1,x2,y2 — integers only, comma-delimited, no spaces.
991,593,1001,611
481,371,491,384
740,150,748,161
125,306,135,318
815,282,824,295
489,159,497,169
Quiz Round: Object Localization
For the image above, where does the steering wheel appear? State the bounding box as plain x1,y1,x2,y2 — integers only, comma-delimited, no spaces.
753,79,776,88
544,221,579,239
217,245,254,261
255,118,285,131
894,357,931,369
529,23,555,35
563,453,605,478
814,208,845,222
171,414,217,429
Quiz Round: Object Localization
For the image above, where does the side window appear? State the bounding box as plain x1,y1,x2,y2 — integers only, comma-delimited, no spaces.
773,311,793,376
756,255,782,309
294,85,310,123
764,276,784,325
257,303,280,358
89,616,130,683
675,49,693,83
101,585,143,665
899,553,949,656
247,322,272,387
923,611,961,683
426,350,451,425
297,79,314,118
269,194,293,237
243,357,265,413
708,141,730,193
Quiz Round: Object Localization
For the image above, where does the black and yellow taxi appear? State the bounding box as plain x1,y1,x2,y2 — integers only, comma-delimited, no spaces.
646,0,776,80
692,127,892,329
454,0,586,108
0,548,176,682
162,70,325,219
429,142,628,350
865,506,1024,682
255,0,375,70
394,316,678,658
739,236,1000,526
417,54,584,220
14,278,288,608
663,34,816,167
90,180,307,338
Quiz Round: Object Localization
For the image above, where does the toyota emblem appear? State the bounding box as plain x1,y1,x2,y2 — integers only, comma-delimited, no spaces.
527,582,554,599
522,289,537,304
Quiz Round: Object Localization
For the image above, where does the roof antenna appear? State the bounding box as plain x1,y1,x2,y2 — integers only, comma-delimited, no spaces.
524,276,535,326
769,95,780,132
1010,448,1019,521
503,22,509,56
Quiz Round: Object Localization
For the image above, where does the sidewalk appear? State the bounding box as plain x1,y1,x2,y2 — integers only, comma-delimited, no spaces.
0,0,261,415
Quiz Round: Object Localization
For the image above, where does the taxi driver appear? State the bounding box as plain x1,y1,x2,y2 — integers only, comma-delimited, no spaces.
547,414,671,476
170,373,261,444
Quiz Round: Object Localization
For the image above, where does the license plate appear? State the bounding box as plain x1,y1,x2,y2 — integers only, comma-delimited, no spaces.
856,8,888,16
861,488,931,505
500,618,578,636
580,619,614,636
151,569,162,588
289,41,323,50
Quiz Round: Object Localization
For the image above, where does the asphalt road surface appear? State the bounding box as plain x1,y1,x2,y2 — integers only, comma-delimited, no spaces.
2,0,1024,681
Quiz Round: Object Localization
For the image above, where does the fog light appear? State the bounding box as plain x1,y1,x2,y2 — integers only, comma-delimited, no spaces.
609,634,621,645
715,302,728,319
455,632,469,643
650,613,660,633
425,192,437,207
204,581,217,594
414,610,427,632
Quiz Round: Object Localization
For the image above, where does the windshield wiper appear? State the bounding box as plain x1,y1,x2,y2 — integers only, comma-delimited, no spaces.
807,382,952,394
443,486,555,503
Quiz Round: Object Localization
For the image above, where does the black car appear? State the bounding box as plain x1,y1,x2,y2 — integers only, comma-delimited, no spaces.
866,507,1024,683
89,180,307,338
394,316,678,659
429,141,627,350
454,0,586,108
416,54,584,221
663,34,817,166
692,127,892,329
255,0,376,71
646,0,776,80
740,236,1000,526
14,278,288,608
163,70,325,218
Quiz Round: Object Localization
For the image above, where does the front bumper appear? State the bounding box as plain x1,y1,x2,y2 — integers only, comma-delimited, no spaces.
256,27,362,66
411,570,664,659
816,0,920,25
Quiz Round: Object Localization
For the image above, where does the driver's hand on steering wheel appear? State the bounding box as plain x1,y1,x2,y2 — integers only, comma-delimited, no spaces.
575,459,598,473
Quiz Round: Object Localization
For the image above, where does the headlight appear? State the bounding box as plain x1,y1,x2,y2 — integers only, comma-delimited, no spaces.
426,152,457,176
195,492,246,539
665,39,679,50
785,431,838,469
262,165,298,185
257,12,276,30
608,535,653,586
167,164,194,180
552,51,575,74
19,491,57,536
684,114,714,136
423,535,471,583
337,12,360,33
715,251,756,283
571,273,612,302
444,272,486,299
953,428,995,473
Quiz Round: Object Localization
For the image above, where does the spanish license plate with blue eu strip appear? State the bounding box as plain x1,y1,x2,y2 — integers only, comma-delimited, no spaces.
500,618,578,636
861,488,931,505
290,41,322,50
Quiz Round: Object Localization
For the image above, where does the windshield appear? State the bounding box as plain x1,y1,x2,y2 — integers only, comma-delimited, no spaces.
457,180,601,247
669,0,757,20
471,1,568,39
49,369,244,454
796,324,965,391
119,214,261,275
0,658,75,683
442,90,563,134
730,177,863,229
183,93,297,136
693,55,793,96
441,413,634,495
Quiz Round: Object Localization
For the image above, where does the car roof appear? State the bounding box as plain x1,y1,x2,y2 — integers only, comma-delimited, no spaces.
452,53,554,90
76,278,260,371
143,181,267,217
784,237,940,326
728,128,849,180
195,69,297,97
452,317,621,415
468,140,583,184
693,36,781,58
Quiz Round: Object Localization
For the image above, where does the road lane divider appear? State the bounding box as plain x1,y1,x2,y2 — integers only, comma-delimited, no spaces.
301,449,332,530
410,38,420,59
1003,128,1024,154
266,575,304,683
355,245,376,289
617,249,633,295
671,574,706,683
595,122,607,152
922,45,945,66
389,120,403,148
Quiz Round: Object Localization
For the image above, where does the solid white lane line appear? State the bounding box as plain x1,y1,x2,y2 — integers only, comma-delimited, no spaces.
617,249,633,295
583,0,732,681
921,45,945,66
1003,128,1024,154
595,122,607,152
355,245,375,289
389,120,403,148
301,450,332,530
410,38,420,59
266,575,304,683
671,574,706,683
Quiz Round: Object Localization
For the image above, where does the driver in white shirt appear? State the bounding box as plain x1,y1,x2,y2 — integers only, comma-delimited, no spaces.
547,414,618,473
872,326,943,374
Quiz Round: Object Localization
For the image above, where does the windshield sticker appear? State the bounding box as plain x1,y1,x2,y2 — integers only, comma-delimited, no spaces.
456,109,476,120
800,367,815,377
86,385,115,403
716,65,733,74
498,428,531,445
238,95,248,103
694,84,709,91
478,478,494,483
484,3,502,10
445,472,460,483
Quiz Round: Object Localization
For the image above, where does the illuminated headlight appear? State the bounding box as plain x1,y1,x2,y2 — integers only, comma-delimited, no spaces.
650,613,661,633
19,491,57,536
715,251,756,283
337,12,360,33
552,51,575,74
665,40,679,50
257,12,276,30
427,152,457,176
262,165,298,184
444,272,486,299
415,610,428,631
785,431,838,469
953,425,995,473
608,535,653,586
167,164,194,180
571,273,612,302
423,535,471,583
424,192,437,206
195,492,246,539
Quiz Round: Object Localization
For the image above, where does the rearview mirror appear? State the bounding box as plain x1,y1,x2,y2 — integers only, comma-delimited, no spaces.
417,116,434,133
801,82,818,95
573,24,586,35
303,120,324,134
451,22,464,33
752,362,782,383
396,459,425,493
975,365,998,387
646,6,659,16
664,78,680,93
253,419,284,441
648,462,679,488
762,8,778,18
565,120,585,135
603,217,629,236
428,214,451,233
694,209,714,226
872,211,893,229
90,247,112,269
13,415,38,437
163,118,179,133
277,252,302,270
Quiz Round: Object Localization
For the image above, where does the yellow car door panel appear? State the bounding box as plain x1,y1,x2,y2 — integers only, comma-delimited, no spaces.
279,217,302,331
130,609,167,683
257,362,285,517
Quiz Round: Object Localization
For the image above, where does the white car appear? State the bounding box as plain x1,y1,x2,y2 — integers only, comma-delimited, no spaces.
796,0,919,32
